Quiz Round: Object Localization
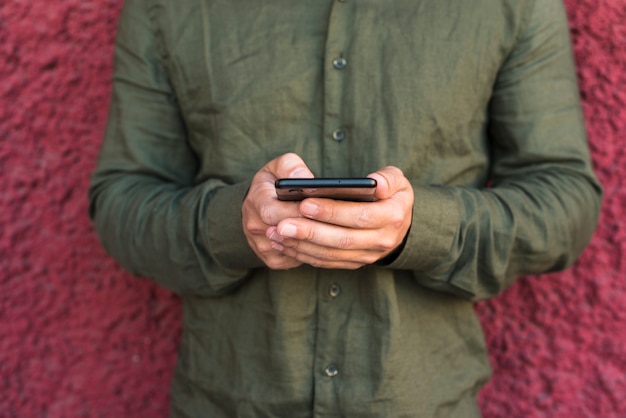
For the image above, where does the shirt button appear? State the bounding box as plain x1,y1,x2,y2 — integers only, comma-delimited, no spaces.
324,364,339,377
332,57,347,70
328,283,341,298
332,129,345,142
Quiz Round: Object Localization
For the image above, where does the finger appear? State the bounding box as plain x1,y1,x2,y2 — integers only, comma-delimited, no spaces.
246,172,306,228
272,218,400,253
256,199,303,227
246,230,303,270
265,152,315,179
297,167,413,229
298,197,407,230
243,191,301,233
367,166,408,200
264,252,303,270
276,245,372,270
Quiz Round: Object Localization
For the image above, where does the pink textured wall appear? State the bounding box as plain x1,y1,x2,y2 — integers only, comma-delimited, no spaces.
0,0,624,416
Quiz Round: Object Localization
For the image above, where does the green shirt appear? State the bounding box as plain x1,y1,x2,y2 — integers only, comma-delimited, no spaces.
89,0,602,416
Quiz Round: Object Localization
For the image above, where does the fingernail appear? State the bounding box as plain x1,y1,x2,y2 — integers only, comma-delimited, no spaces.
268,230,283,243
279,223,297,238
270,241,284,252
300,201,318,217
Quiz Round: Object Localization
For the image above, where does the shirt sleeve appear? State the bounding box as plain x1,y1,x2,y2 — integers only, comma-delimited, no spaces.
88,0,263,296
386,0,603,301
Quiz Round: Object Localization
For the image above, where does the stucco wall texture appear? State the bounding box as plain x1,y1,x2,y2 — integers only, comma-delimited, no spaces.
0,0,624,417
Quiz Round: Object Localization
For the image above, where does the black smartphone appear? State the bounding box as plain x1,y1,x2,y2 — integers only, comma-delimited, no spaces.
275,178,377,201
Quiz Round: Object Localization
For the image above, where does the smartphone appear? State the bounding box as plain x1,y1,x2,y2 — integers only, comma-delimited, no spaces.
275,178,377,202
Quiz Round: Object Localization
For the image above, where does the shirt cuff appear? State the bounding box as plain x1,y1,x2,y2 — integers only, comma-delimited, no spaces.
385,185,460,273
206,180,265,270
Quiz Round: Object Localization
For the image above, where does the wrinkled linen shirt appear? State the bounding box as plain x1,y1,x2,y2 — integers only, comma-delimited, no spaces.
89,0,602,416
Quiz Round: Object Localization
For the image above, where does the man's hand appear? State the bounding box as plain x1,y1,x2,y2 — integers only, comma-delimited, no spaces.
242,153,314,270
266,166,414,269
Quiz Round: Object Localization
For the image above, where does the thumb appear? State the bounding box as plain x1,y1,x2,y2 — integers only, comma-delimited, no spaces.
368,166,407,200
271,153,315,179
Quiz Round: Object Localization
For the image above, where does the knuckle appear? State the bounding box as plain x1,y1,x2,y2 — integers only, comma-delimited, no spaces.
277,152,302,173
282,239,299,250
259,204,275,225
294,252,326,268
242,218,253,233
279,152,299,162
259,241,276,255
318,249,338,261
266,259,284,270
378,236,398,252
389,166,404,177
355,208,373,228
278,152,298,162
364,255,380,265
337,233,354,250
388,206,408,227
275,262,292,270
348,263,366,270
252,243,272,260
307,258,324,269
266,255,296,270
244,219,263,234
304,226,316,242
322,204,335,221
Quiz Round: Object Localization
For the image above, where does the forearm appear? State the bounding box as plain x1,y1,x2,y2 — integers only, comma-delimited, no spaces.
89,172,261,296
387,168,601,301
385,0,602,301
88,0,267,296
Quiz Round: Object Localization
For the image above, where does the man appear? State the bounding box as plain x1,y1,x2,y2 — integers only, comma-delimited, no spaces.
89,0,602,416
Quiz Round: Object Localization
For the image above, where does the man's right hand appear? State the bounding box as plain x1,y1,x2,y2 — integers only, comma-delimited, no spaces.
242,153,315,270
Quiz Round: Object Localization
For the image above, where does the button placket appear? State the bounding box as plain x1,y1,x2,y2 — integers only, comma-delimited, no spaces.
329,54,348,143
331,51,347,143
314,2,354,410
323,282,341,383
322,0,353,177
